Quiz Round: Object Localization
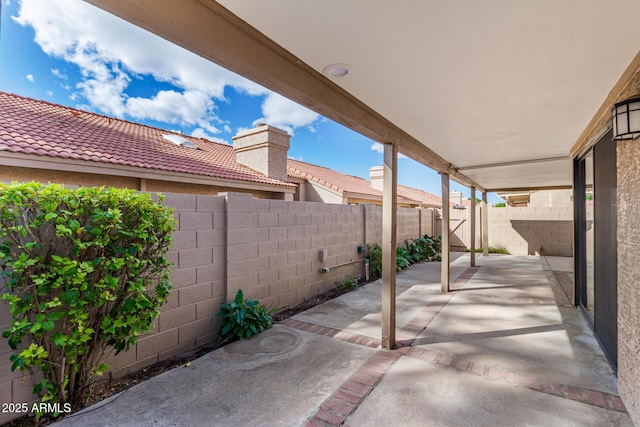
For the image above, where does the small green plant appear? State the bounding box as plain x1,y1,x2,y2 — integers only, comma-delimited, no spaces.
217,289,276,342
494,202,506,207
466,246,511,255
366,244,382,280
396,247,412,271
335,274,361,292
0,182,175,412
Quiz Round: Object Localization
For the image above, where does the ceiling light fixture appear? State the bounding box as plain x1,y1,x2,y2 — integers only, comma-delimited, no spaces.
323,63,350,78
612,96,640,140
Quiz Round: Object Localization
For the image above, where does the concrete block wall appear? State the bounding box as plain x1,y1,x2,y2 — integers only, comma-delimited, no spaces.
0,296,39,424
0,193,433,421
224,192,365,311
487,206,573,256
397,208,420,244
437,206,573,256
108,193,227,379
365,205,438,247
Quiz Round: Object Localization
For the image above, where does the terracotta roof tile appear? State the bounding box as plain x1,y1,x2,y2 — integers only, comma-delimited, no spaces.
1,92,443,204
0,92,293,188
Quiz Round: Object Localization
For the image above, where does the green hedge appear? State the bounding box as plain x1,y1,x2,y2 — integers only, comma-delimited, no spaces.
0,183,176,413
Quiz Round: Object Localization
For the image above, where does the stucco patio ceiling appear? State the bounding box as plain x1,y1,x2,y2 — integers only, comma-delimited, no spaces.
86,0,640,192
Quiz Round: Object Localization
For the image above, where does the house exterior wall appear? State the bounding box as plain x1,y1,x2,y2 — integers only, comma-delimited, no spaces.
617,137,640,423
303,181,344,204
0,165,285,199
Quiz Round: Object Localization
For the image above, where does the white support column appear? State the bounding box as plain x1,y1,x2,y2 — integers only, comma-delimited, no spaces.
441,173,450,292
482,191,489,257
470,186,476,267
381,143,397,349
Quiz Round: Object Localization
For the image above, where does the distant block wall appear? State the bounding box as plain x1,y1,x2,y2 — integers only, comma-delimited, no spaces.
488,206,573,256
439,206,573,256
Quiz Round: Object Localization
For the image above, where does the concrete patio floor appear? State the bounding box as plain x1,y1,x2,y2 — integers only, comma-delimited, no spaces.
55,253,632,427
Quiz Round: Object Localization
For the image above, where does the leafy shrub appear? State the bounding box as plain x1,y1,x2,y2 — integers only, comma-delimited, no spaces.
368,235,441,275
335,274,361,292
0,183,176,411
366,244,382,280
217,289,276,342
494,202,506,207
396,247,412,271
404,235,441,263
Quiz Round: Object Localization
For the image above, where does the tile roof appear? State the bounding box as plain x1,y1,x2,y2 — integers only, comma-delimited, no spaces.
0,92,443,205
288,159,382,195
0,92,293,188
287,159,442,206
397,185,443,207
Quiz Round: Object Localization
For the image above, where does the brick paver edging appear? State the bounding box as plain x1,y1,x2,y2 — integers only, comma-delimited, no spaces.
305,350,401,427
279,318,381,348
397,346,627,413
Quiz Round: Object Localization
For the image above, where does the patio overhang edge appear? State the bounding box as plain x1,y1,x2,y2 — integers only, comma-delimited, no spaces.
484,185,573,193
571,48,640,158
85,0,484,192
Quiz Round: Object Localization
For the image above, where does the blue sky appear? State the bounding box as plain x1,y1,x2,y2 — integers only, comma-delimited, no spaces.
0,0,502,203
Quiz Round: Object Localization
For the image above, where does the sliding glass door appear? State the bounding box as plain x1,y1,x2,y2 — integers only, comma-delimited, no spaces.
574,129,618,371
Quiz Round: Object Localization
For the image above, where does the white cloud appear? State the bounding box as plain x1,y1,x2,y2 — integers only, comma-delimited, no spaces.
253,92,319,135
15,0,322,139
371,143,384,154
190,128,228,144
370,142,408,159
51,68,67,79
46,91,53,96
14,0,271,130
26,74,34,82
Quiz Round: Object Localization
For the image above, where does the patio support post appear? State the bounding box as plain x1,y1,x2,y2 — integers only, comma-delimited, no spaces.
441,173,450,292
470,186,476,267
381,143,397,349
482,191,489,256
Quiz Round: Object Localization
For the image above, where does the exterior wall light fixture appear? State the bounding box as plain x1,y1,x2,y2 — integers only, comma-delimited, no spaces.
612,96,640,140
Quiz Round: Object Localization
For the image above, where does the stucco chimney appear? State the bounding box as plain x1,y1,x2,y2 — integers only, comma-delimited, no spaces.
233,124,291,181
369,165,384,191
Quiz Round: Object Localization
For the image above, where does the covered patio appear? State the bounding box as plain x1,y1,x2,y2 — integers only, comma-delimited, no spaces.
55,254,630,426
80,1,640,422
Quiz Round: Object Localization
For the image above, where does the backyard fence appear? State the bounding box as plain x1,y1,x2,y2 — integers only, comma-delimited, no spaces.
0,192,436,422
438,205,573,256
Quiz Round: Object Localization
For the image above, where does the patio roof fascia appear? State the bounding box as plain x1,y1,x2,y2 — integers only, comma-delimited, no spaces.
571,49,640,158
84,0,485,192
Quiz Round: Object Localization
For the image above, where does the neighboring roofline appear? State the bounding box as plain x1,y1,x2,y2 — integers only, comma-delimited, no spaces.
0,151,296,194
305,179,343,198
289,159,444,206
1,91,297,190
